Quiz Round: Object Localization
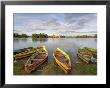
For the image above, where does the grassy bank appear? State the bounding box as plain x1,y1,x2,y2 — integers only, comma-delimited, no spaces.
14,57,97,75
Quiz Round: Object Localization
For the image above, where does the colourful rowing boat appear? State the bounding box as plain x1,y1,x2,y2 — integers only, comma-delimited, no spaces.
14,47,37,60
77,47,97,64
53,48,71,74
84,47,97,58
24,46,48,73
14,47,33,55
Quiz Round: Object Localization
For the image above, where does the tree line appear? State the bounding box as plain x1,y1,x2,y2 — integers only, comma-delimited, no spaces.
74,34,97,38
14,33,29,38
32,33,48,38
14,33,97,38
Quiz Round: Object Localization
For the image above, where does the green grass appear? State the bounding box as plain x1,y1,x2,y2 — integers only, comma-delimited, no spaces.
71,58,97,75
72,63,97,75
14,58,97,75
40,61,65,75
13,61,24,75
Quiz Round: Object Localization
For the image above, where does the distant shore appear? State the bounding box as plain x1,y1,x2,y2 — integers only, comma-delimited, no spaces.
14,33,97,38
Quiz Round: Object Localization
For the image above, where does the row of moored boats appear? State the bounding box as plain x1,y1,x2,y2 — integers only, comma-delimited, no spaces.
14,46,97,74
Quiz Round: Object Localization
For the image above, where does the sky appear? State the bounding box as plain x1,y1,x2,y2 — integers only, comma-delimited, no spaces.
14,13,97,36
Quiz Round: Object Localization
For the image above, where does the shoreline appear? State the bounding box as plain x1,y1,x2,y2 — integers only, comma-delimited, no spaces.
14,57,97,75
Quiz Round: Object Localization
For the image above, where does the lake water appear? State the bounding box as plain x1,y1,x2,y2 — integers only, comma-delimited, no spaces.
14,38,97,63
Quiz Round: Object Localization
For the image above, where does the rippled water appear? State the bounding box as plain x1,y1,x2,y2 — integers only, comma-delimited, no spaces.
14,38,97,62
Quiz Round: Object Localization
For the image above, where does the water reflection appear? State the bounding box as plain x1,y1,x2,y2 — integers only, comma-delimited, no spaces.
94,38,97,42
32,38,48,43
14,38,28,42
21,38,28,41
14,38,20,42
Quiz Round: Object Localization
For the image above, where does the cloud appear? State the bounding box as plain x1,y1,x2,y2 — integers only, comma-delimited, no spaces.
64,13,97,31
14,13,97,35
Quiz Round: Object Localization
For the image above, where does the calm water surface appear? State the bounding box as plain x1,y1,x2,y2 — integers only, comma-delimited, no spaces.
14,38,97,63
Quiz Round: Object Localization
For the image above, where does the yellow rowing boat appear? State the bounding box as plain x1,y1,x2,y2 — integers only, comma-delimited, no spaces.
53,48,71,74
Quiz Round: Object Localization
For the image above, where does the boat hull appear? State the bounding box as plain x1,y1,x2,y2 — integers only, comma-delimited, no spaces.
77,47,97,64
24,46,48,74
54,57,71,74
24,56,48,74
14,48,37,60
77,53,90,64
85,47,97,59
53,48,71,74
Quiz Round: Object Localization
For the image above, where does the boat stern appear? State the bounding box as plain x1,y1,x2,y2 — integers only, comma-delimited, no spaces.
24,64,31,74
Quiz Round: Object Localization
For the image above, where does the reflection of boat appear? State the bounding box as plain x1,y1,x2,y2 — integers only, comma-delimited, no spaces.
77,47,97,64
53,48,71,74
24,46,48,73
14,47,37,60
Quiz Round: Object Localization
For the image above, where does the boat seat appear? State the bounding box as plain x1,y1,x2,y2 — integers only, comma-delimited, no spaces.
32,59,44,62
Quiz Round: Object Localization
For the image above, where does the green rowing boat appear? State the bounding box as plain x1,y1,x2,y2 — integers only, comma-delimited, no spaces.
24,46,48,74
77,47,97,64
14,47,37,60
84,47,97,58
